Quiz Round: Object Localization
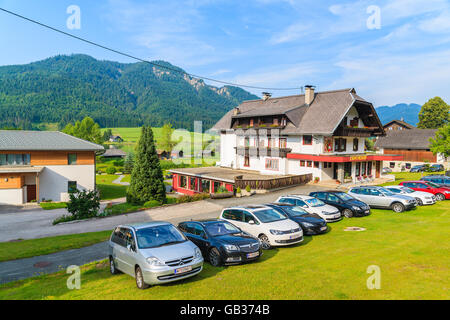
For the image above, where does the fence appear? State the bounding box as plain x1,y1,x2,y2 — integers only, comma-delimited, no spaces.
235,173,313,190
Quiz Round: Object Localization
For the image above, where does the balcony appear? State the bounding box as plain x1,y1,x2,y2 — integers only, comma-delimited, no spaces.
235,146,292,158
333,125,380,137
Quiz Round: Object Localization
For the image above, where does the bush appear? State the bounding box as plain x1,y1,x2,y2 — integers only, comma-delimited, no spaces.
245,185,251,192
176,193,209,203
143,200,162,208
217,186,229,194
236,187,241,193
106,166,117,174
113,160,124,167
54,190,100,224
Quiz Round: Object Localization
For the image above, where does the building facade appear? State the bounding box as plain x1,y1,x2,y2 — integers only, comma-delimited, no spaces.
213,87,400,183
0,131,104,205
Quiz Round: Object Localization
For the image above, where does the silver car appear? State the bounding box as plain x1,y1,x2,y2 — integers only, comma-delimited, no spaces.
108,222,204,289
348,186,417,213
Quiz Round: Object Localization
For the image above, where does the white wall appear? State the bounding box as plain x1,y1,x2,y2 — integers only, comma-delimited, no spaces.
0,188,24,205
219,132,237,168
39,165,96,202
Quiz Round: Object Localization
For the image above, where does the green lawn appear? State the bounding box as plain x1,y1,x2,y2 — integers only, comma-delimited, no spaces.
96,174,128,200
0,231,111,263
1,202,449,300
39,202,67,210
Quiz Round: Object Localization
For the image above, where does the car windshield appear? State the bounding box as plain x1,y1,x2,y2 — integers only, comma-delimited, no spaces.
136,224,186,249
305,198,325,207
280,206,308,217
379,188,395,196
253,208,287,223
335,192,355,201
400,187,415,194
205,221,241,236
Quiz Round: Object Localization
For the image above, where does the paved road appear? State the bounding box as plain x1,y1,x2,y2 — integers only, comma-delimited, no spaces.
0,184,327,284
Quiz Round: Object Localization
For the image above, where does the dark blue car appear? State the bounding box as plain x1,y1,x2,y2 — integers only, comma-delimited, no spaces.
178,219,261,267
309,190,371,218
265,203,328,235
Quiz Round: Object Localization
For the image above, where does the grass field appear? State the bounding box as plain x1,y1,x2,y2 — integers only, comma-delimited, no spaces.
1,201,448,300
0,231,111,262
96,174,128,200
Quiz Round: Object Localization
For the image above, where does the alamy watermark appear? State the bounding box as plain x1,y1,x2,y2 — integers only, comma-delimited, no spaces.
366,265,381,290
66,265,81,290
367,5,381,30
67,5,81,30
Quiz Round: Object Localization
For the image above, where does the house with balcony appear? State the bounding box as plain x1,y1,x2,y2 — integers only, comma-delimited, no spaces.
0,130,104,205
171,86,401,195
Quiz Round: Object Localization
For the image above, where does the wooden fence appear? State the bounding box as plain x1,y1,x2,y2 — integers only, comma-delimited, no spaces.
235,173,313,190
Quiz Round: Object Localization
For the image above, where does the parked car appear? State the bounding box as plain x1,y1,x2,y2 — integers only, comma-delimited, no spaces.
219,205,303,249
399,181,450,201
265,203,328,235
178,219,261,266
276,195,342,222
384,185,436,206
410,165,426,173
382,167,393,174
348,186,417,213
309,190,371,218
429,164,444,172
108,222,204,289
420,175,450,187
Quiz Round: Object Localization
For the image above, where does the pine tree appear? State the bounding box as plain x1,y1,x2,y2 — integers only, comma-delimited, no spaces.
123,152,134,174
127,126,166,205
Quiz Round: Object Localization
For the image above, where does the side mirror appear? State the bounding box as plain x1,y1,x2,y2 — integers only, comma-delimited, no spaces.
249,220,256,225
127,244,133,252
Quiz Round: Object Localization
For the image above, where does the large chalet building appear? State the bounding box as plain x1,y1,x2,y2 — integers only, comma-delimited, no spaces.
171,86,401,195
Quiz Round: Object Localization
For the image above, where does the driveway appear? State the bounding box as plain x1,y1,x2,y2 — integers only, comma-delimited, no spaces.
0,184,327,243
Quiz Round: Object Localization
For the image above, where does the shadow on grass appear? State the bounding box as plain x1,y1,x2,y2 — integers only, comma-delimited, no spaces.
97,184,127,200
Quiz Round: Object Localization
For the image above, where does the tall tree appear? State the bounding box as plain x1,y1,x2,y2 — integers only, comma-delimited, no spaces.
430,124,450,158
62,117,103,144
102,128,113,142
159,123,179,153
127,126,166,205
417,97,450,129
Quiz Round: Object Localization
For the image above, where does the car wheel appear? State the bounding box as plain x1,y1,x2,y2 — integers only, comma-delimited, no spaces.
209,248,222,267
392,202,405,213
258,234,271,250
436,193,445,201
109,256,120,275
343,209,354,218
415,198,423,206
135,266,150,289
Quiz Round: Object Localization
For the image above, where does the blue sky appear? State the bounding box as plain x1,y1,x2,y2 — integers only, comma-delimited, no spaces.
1,0,450,106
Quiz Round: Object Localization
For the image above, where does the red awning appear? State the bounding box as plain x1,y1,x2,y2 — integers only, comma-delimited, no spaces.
287,153,403,163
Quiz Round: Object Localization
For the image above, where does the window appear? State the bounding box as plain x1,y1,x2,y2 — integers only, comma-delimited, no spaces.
244,137,250,147
249,119,254,127
328,194,340,202
201,179,210,193
68,181,77,193
268,138,276,148
389,162,395,168
192,224,207,238
362,162,367,175
278,198,296,205
307,161,312,167
265,158,279,171
0,154,31,166
244,155,250,167
356,163,361,176
303,135,313,145
180,175,187,188
273,118,279,126
279,138,287,148
353,138,359,152
314,161,319,168
213,181,221,193
222,209,243,221
315,192,327,200
243,211,257,223
300,160,305,167
369,189,381,196
335,138,347,152
405,163,411,169
367,162,373,175
281,118,287,126
68,153,77,165
111,227,127,247
189,177,198,191
349,117,359,127
324,162,328,168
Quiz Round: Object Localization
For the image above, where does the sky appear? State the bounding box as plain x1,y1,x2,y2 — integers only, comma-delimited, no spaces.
1,0,450,107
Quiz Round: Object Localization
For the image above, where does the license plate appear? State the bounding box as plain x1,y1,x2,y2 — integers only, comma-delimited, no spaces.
320,226,327,231
246,252,259,259
174,266,192,274
289,235,299,239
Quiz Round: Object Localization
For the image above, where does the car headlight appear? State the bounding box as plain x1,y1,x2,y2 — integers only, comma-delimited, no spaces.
224,244,239,252
195,247,202,258
302,222,314,228
352,206,360,211
146,256,165,267
270,229,284,235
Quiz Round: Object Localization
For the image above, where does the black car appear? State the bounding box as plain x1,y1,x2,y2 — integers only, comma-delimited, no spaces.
265,203,328,235
410,165,426,173
178,219,261,267
429,164,444,172
309,190,371,218
421,175,450,187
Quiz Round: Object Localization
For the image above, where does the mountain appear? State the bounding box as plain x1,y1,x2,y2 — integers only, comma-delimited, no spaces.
0,54,259,130
375,103,422,126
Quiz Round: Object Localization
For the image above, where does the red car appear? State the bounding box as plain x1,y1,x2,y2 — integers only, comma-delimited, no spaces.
399,181,450,201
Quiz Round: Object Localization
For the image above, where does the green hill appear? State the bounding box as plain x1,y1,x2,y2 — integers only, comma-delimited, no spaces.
0,54,259,130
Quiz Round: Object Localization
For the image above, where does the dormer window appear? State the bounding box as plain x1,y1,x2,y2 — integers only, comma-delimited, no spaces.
249,119,254,127
349,117,359,127
281,118,287,126
273,118,279,126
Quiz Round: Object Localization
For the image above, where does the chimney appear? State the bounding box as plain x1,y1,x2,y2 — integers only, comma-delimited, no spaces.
262,92,272,101
233,107,240,116
305,85,315,105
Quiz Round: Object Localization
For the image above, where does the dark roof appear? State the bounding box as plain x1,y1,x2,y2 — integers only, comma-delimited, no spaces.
375,129,437,150
383,119,415,129
102,148,127,157
0,130,104,151
213,88,383,135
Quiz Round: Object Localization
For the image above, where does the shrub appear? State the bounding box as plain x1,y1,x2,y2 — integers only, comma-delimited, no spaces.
236,187,241,193
113,160,124,167
176,193,209,203
143,200,162,208
54,190,101,224
106,166,117,175
245,185,251,192
216,186,229,194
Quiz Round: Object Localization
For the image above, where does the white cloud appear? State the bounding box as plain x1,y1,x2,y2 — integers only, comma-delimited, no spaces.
269,22,311,44
418,10,450,33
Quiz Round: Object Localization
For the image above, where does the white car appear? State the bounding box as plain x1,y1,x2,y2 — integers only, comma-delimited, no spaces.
276,195,342,222
219,205,303,249
384,186,436,206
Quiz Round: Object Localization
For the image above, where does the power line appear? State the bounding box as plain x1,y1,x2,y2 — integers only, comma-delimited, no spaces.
0,7,303,91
